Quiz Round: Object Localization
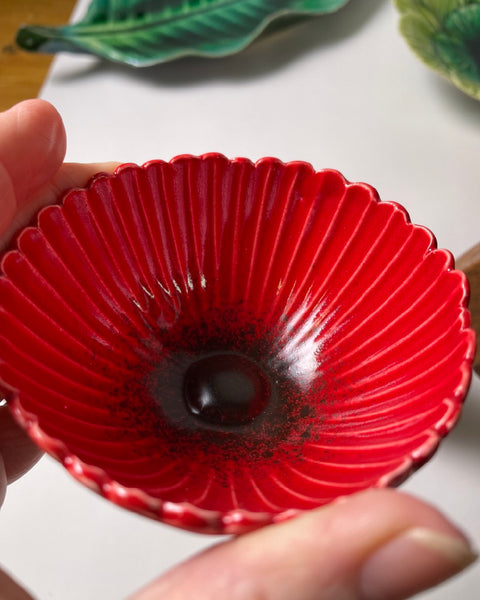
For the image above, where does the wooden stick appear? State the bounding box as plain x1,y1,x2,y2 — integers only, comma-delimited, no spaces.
456,243,480,374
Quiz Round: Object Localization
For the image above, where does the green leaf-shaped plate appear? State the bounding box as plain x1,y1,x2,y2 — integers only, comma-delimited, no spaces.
395,0,480,100
16,0,351,67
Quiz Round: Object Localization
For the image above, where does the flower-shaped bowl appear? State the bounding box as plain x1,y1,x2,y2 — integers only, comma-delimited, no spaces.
0,155,474,534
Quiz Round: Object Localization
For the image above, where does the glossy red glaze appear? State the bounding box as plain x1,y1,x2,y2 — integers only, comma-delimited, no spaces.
0,155,474,534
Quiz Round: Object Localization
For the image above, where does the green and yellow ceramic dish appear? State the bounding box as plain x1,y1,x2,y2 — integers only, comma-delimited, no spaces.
395,0,480,100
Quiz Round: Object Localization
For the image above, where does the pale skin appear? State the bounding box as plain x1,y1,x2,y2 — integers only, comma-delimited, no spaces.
0,100,477,600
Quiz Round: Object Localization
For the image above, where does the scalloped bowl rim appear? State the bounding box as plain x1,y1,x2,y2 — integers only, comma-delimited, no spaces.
3,154,476,534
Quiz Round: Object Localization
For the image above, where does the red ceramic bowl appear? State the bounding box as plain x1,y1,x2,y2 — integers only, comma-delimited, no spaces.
0,154,474,534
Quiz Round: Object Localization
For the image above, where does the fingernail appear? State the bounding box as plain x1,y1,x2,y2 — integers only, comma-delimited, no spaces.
359,527,477,600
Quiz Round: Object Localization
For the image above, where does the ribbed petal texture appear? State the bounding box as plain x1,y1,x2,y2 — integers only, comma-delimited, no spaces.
0,154,474,533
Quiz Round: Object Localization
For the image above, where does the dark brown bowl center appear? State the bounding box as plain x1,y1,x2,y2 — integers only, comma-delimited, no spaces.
183,353,272,427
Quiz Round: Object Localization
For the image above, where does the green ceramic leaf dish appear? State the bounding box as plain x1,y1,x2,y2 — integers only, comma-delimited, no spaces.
16,0,351,67
395,0,480,100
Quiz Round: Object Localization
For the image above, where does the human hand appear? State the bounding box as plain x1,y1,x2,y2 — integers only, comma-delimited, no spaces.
0,100,476,600
0,98,117,599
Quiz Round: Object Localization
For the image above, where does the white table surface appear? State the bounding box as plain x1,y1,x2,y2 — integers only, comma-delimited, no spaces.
1,0,479,598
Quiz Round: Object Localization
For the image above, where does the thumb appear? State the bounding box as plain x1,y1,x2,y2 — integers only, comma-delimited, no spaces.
0,99,66,236
130,489,477,600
